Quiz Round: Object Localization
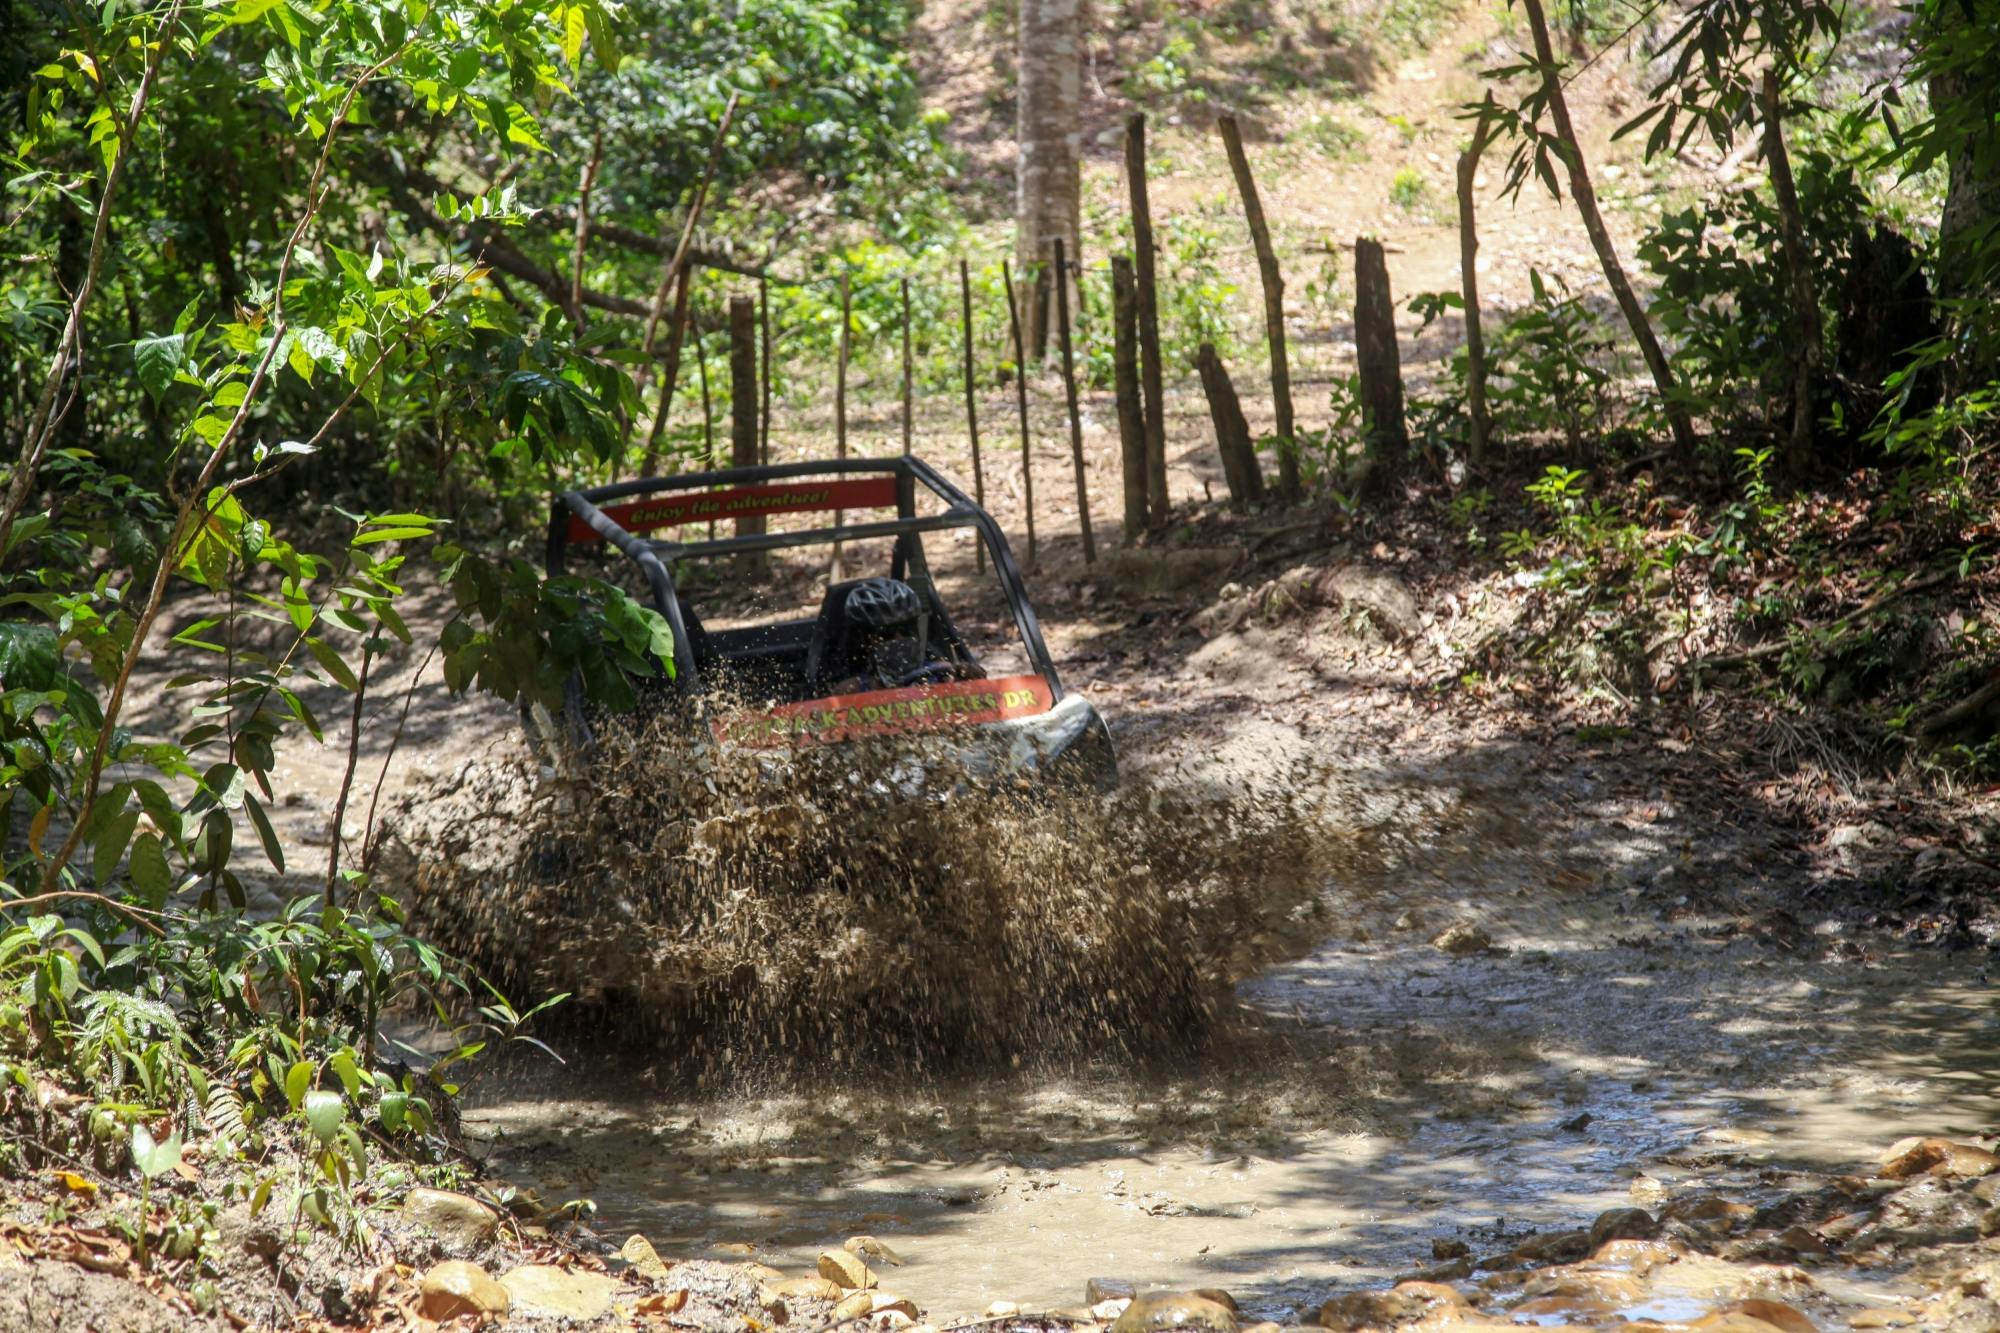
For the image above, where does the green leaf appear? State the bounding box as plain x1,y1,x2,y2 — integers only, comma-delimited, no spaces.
244,793,284,873
131,1123,183,1179
328,1048,364,1098
129,834,172,910
0,622,62,692
134,333,186,401
92,809,140,884
351,527,432,546
305,637,359,691
302,1089,344,1147
284,1059,313,1112
378,1091,408,1133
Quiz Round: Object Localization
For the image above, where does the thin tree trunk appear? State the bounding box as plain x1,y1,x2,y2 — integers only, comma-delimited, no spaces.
1217,113,1298,498
568,131,603,329
1125,113,1170,525
1112,256,1148,542
635,93,740,471
1196,344,1264,509
959,259,988,572
1018,0,1083,359
1002,259,1038,568
758,277,773,465
1761,68,1821,473
1458,102,1496,467
729,294,765,564
1353,237,1409,462
1519,0,1696,459
1053,237,1095,564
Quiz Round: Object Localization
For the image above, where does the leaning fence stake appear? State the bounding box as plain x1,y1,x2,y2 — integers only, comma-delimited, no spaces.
959,259,988,574
758,276,773,466
1052,237,1095,565
901,276,914,456
1126,113,1169,525
1001,259,1037,569
833,272,851,581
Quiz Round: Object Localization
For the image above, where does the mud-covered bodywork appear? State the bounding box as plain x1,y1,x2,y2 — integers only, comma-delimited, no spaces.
545,456,1115,788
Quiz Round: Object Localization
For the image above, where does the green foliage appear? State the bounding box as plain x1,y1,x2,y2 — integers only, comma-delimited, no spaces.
1158,214,1238,366
1487,270,1617,455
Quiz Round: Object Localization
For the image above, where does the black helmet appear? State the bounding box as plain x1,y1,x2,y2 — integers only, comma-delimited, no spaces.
844,577,923,629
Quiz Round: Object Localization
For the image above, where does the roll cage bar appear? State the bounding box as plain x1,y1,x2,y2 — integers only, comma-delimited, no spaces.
546,456,1064,701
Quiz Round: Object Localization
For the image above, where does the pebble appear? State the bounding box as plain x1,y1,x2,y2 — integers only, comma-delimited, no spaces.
402,1187,501,1254
419,1260,510,1321
1588,1206,1658,1248
1110,1290,1239,1332
619,1232,672,1281
818,1247,878,1289
1088,1278,1138,1303
771,1276,844,1301
983,1300,1021,1318
1880,1137,2000,1182
1431,921,1493,956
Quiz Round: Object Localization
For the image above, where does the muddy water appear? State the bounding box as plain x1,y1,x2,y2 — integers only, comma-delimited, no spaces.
455,747,2000,1325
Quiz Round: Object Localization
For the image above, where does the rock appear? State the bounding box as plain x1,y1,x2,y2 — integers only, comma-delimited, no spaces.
1191,1289,1239,1314
1710,1300,1818,1333
984,1301,1022,1318
867,1293,921,1318
1094,1297,1136,1320
1111,1290,1239,1332
619,1233,673,1282
771,1276,843,1301
713,1241,757,1257
1431,1237,1470,1261
845,1235,905,1267
1317,1281,1463,1330
1855,1177,1986,1249
1664,1195,1756,1232
1849,1311,1917,1328
1315,565,1422,641
817,1247,878,1290
1089,1278,1139,1304
833,1290,875,1321
742,1263,787,1283
403,1187,501,1254
1430,922,1494,956
420,1261,511,1321
1691,1315,1795,1332
1503,1228,1592,1266
1588,1237,1685,1273
1588,1207,1659,1248
1880,1138,2000,1182
498,1264,624,1321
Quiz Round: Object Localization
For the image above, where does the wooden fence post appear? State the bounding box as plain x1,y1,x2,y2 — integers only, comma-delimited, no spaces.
729,294,765,564
959,259,988,572
1196,343,1264,509
758,276,773,465
1001,259,1038,568
1217,113,1298,498
1353,237,1409,464
1112,256,1148,542
1053,237,1095,565
901,276,914,456
1457,103,1495,467
833,272,851,580
1125,113,1169,525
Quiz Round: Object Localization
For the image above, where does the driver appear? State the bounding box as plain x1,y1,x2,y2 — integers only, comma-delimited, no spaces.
837,577,943,692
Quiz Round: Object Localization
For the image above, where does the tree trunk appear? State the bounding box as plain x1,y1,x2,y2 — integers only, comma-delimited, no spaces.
1217,113,1298,498
1125,114,1170,525
1002,260,1038,567
1112,256,1149,542
1018,0,1082,360
1760,69,1822,474
1458,103,1495,466
1196,344,1264,509
1353,237,1409,463
1518,0,1697,459
958,259,988,572
1925,0,2000,383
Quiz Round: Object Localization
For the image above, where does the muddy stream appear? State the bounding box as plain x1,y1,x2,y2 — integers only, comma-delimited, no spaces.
436,733,2000,1328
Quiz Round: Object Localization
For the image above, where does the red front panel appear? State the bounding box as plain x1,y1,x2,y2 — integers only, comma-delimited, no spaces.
566,476,900,543
713,674,1055,748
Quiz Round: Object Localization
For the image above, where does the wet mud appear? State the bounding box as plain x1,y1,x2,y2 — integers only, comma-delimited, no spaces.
393,718,2000,1328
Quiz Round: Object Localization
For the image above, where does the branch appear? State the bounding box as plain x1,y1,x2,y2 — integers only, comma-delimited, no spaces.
1688,569,1958,675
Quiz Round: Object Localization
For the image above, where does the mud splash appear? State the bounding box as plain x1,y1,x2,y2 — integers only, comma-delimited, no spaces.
388,716,1359,1073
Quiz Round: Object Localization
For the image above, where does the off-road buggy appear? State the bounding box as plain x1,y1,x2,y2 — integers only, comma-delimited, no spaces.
537,456,1115,788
